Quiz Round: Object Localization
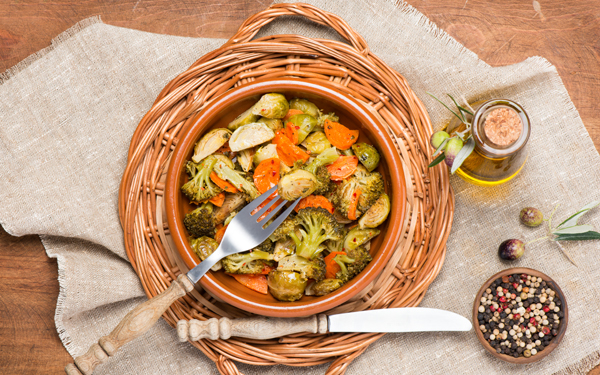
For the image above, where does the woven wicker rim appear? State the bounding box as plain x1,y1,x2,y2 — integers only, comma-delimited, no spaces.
118,3,454,374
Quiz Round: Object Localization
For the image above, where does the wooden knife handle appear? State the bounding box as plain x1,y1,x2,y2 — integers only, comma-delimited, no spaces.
177,314,328,341
64,274,194,375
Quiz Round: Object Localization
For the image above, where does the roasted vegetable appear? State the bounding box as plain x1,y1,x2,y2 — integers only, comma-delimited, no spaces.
304,147,339,195
222,250,274,274
213,160,260,200
229,123,275,152
344,227,380,252
324,119,359,150
277,254,326,282
251,93,289,119
257,117,283,131
273,239,296,262
289,98,320,118
184,203,216,238
191,128,232,163
330,167,384,219
352,143,380,172
253,143,279,166
302,131,331,154
238,149,255,172
181,156,222,202
213,192,246,223
358,193,390,229
285,114,317,144
278,169,317,200
312,278,343,296
267,270,307,302
189,236,222,271
228,106,260,131
317,112,339,127
293,207,346,260
269,216,300,243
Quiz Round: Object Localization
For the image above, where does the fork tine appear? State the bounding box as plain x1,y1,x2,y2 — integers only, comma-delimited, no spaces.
238,185,278,214
257,198,288,225
253,195,281,219
263,199,300,229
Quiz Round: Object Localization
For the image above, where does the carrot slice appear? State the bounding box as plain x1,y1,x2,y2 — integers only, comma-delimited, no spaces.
260,264,275,275
228,274,268,294
253,158,281,194
210,171,238,193
285,122,300,145
215,224,227,243
324,251,346,279
348,188,361,220
324,119,359,150
272,132,310,166
326,155,359,181
295,195,334,214
283,109,304,122
251,193,280,221
207,192,225,207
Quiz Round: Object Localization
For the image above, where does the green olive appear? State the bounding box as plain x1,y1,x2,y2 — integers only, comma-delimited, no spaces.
302,131,331,154
358,193,390,229
278,169,317,200
228,106,260,131
191,128,231,163
343,227,380,252
352,143,380,172
430,131,450,149
267,270,307,302
313,279,343,296
257,117,283,131
286,114,317,144
519,207,543,227
251,93,289,119
444,137,463,168
289,98,321,118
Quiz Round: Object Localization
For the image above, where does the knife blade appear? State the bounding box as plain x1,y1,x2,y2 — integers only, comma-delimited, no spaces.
177,307,472,341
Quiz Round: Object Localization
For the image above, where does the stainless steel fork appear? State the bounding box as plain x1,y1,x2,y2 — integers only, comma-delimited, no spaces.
65,185,299,375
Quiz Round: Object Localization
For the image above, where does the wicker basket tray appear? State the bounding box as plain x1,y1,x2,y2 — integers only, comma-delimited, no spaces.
118,3,454,374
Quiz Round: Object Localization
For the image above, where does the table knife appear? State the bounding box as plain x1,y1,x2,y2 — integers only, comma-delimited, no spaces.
177,307,472,341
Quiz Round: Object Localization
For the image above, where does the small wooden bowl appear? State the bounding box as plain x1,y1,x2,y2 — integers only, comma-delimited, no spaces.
473,267,568,363
165,78,406,317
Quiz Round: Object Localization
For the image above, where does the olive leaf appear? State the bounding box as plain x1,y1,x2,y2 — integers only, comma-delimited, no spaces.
450,138,475,174
428,153,446,168
427,92,465,124
432,137,449,157
553,224,594,235
556,201,600,229
554,231,600,241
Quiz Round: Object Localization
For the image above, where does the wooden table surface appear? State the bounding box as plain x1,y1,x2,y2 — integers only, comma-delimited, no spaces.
1,1,599,374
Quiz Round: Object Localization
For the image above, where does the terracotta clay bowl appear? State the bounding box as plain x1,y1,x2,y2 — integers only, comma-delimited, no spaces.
165,78,406,317
473,267,568,363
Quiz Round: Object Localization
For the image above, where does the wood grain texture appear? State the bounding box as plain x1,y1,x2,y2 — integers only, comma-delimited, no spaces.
0,0,599,374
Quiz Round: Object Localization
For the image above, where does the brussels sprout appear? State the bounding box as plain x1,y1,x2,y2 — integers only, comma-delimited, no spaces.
253,143,279,166
344,227,380,251
278,169,318,200
189,236,222,271
238,149,255,172
286,114,317,144
229,123,275,152
289,98,321,118
251,93,289,119
317,112,339,127
352,143,380,172
191,128,232,163
358,193,390,229
302,131,331,154
267,270,307,302
340,148,354,156
313,279,343,296
227,106,260,131
214,154,235,169
257,117,283,131
273,239,296,262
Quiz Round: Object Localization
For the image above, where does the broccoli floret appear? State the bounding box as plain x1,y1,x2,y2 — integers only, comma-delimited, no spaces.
312,166,334,195
277,254,326,281
183,202,216,238
255,238,274,253
294,207,346,260
268,216,299,243
213,160,259,200
333,246,372,283
181,156,222,202
221,249,275,274
330,168,384,219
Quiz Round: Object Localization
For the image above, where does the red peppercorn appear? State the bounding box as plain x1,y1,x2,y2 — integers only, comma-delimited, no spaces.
543,306,550,313
514,314,520,320
521,273,528,279
503,288,508,294
526,307,531,312
499,296,506,303
542,327,551,335
513,283,519,288
490,306,496,312
530,317,536,324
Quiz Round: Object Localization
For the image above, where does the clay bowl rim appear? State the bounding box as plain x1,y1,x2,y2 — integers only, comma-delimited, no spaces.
472,267,568,364
165,77,406,317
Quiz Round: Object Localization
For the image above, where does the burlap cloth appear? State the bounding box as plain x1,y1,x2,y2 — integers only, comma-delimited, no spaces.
2,0,599,374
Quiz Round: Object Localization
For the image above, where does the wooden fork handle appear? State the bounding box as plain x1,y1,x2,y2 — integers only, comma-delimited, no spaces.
65,274,194,375
177,314,328,341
